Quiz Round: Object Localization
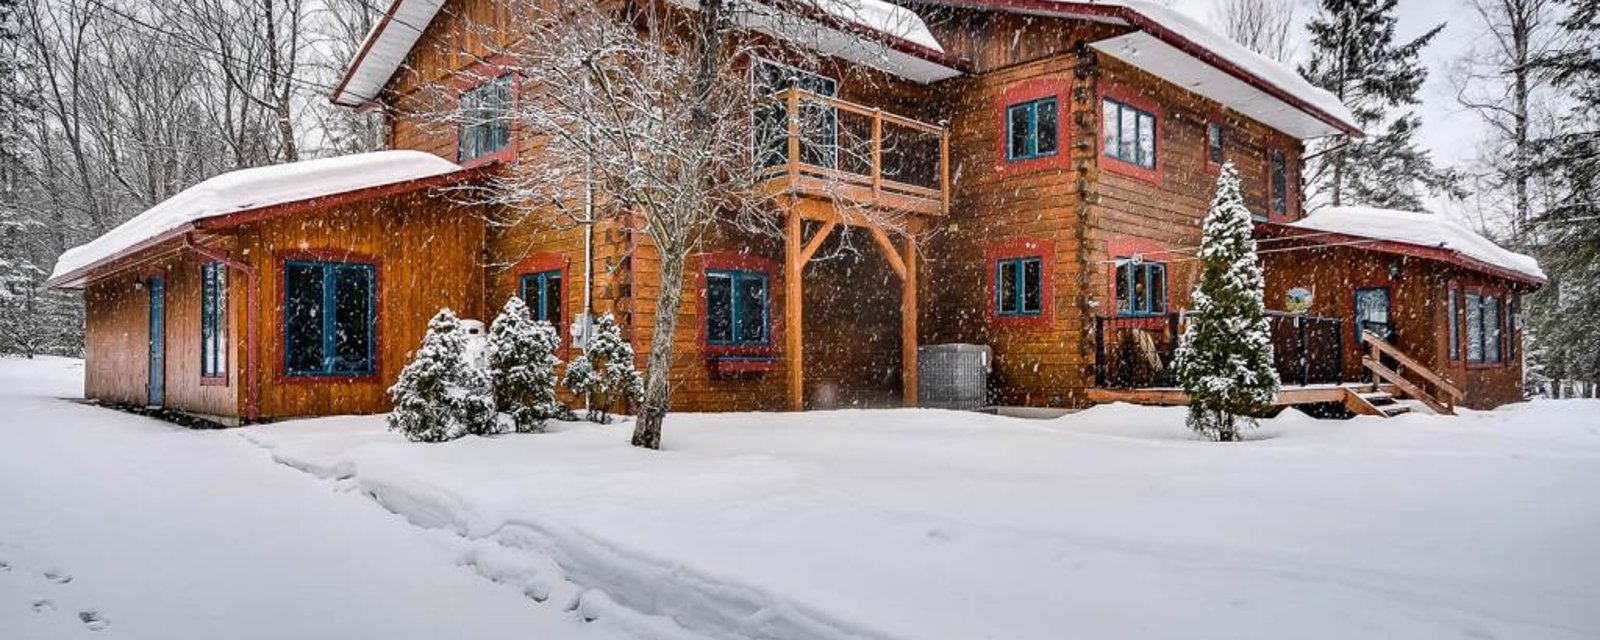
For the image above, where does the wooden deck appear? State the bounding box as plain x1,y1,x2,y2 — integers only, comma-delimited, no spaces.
1086,384,1357,407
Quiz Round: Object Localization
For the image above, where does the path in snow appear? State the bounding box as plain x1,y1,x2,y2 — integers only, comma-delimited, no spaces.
0,357,665,640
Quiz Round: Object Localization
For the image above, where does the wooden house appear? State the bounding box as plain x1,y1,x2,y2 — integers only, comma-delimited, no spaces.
49,0,1542,423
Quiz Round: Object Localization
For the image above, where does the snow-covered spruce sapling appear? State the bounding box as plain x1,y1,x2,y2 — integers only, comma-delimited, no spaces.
387,308,499,442
1172,163,1280,442
486,296,564,433
562,312,643,423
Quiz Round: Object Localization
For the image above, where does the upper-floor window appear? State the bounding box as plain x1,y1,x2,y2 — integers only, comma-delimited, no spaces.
458,74,513,163
706,269,770,346
1269,149,1289,216
1206,121,1223,165
751,59,837,169
1102,98,1156,170
519,270,563,331
995,257,1043,316
1006,97,1059,161
284,261,376,377
1115,260,1167,316
200,262,227,379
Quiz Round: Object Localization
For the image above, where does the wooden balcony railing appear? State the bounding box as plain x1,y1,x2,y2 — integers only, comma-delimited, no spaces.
1093,311,1346,389
756,87,949,216
1361,330,1464,415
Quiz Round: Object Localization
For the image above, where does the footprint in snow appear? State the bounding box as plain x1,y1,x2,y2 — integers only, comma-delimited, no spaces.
0,559,11,571
42,570,72,584
79,609,109,631
31,599,55,614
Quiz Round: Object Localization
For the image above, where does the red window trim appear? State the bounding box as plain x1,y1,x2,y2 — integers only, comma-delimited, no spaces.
1097,82,1164,185
198,260,230,387
1463,284,1511,370
695,250,781,359
984,237,1055,329
511,252,571,359
273,249,384,385
454,54,521,169
1104,236,1174,322
995,78,1071,176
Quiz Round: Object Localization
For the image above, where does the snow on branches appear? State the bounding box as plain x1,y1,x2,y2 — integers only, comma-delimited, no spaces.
388,308,498,443
487,296,565,433
564,312,642,424
1173,163,1280,441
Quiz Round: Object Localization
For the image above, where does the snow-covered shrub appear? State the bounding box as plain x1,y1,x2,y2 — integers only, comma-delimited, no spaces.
562,312,642,423
486,296,564,433
387,308,499,442
1173,163,1280,442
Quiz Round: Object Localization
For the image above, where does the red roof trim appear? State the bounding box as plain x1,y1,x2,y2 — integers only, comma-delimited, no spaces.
926,0,1363,138
49,165,488,288
329,0,407,107
1255,221,1546,288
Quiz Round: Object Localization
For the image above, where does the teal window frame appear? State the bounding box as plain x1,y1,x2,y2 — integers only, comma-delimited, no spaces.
458,74,513,163
200,262,227,379
995,257,1044,317
1102,98,1158,169
1006,97,1059,161
518,270,563,331
1114,260,1168,317
705,269,770,346
283,261,377,377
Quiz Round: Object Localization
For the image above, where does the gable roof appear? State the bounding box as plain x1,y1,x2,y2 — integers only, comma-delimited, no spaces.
918,0,1362,140
330,0,964,108
1261,206,1545,287
48,151,474,288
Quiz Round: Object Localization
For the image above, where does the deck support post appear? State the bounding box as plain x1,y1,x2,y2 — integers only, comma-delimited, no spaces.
785,204,804,411
901,233,919,407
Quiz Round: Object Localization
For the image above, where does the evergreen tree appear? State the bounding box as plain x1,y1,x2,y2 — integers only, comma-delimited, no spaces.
1527,0,1600,393
486,296,564,433
1173,164,1280,441
562,312,642,423
1300,0,1459,209
387,308,498,442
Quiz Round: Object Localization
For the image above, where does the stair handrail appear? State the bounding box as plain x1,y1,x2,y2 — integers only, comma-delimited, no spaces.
1361,330,1463,414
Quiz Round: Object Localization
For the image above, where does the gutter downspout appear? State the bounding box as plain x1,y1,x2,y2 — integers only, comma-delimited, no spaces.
184,233,261,423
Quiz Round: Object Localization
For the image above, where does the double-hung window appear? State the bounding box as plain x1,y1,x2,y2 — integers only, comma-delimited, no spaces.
1006,97,1059,161
995,257,1043,316
706,270,769,346
1447,285,1460,361
1269,149,1289,217
284,261,376,376
458,74,513,163
200,262,227,379
1114,260,1167,316
1102,98,1157,169
1466,293,1503,364
519,270,563,330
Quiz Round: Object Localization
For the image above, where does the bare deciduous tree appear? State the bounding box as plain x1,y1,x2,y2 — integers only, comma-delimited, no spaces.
1215,0,1297,63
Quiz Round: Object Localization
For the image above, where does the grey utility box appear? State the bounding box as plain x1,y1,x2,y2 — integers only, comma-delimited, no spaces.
917,344,992,410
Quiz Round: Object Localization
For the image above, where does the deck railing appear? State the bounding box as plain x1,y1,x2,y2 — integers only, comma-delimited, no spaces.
755,87,949,216
1093,312,1346,389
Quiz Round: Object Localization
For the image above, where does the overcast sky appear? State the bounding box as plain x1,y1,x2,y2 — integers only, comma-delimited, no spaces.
1168,0,1489,220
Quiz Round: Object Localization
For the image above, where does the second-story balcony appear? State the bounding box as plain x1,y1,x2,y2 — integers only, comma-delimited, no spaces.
754,88,949,217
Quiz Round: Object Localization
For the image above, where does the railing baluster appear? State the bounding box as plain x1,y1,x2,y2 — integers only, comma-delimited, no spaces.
786,88,800,184
871,108,883,203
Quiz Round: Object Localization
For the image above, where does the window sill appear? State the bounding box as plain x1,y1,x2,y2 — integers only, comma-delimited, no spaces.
709,355,779,377
199,376,229,387
1100,155,1160,184
280,372,379,384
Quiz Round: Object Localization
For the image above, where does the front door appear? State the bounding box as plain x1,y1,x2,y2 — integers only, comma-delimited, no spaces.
148,277,165,408
1354,286,1393,344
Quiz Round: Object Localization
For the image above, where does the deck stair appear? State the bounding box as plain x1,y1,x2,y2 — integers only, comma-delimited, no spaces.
1356,331,1465,417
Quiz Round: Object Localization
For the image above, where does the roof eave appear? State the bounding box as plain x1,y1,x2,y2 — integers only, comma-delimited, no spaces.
1254,221,1546,288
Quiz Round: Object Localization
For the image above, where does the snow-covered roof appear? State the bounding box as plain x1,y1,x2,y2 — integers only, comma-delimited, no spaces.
331,0,961,108
922,0,1362,140
48,151,467,288
1287,206,1545,284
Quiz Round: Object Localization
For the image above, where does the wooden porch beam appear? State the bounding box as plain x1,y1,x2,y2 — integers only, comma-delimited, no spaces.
798,219,837,266
902,234,919,408
868,224,907,280
785,205,805,412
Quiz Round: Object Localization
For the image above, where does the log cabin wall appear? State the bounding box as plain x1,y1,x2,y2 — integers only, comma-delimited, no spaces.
82,248,242,419
236,190,487,419
1261,244,1528,409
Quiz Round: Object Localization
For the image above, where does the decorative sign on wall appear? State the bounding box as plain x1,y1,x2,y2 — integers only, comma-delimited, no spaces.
1286,287,1314,314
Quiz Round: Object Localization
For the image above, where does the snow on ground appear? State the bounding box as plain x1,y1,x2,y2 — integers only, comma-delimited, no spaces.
246,396,1600,640
0,357,672,640
4,356,1599,639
